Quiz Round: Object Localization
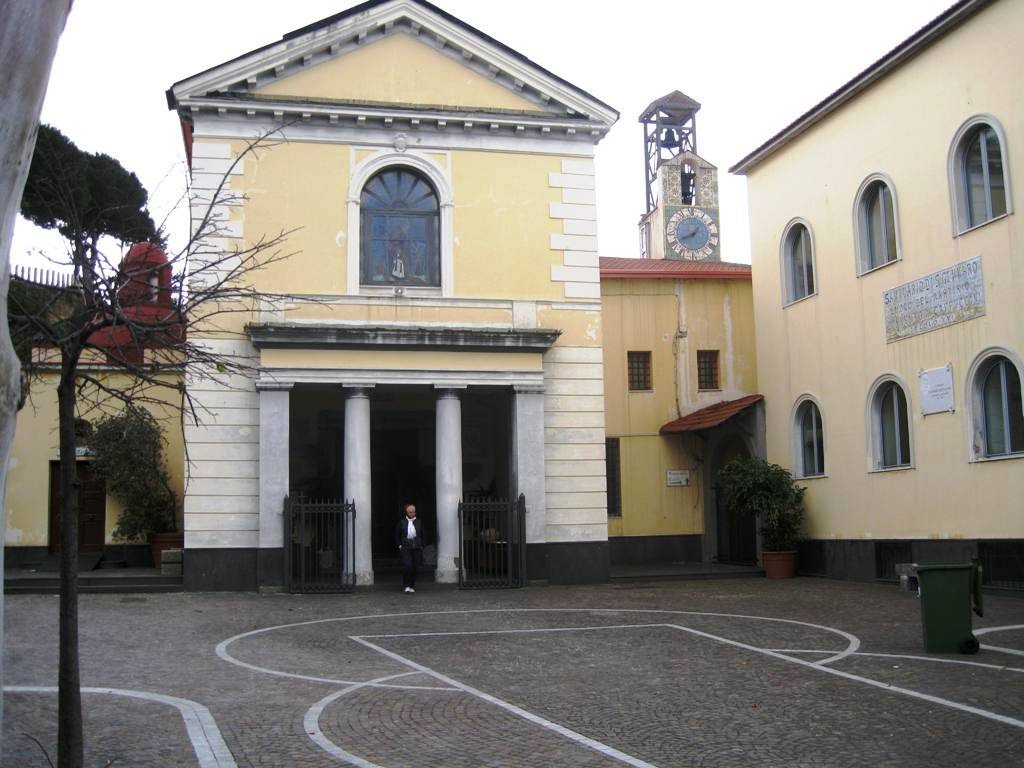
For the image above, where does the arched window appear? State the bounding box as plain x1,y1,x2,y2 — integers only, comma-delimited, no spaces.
869,378,912,470
948,116,1012,234
854,176,899,274
964,126,1007,227
794,398,825,477
360,167,440,287
974,355,1024,458
781,220,816,305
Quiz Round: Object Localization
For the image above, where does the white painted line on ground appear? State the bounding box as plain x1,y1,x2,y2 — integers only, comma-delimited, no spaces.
215,607,861,683
351,635,662,768
6,685,236,767
980,644,1024,658
767,649,1024,673
304,672,418,768
665,625,1024,731
359,622,667,639
975,624,1024,637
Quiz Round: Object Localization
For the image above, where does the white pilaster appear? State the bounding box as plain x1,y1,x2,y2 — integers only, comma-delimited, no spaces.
258,383,292,549
344,385,374,585
513,385,547,544
434,386,465,583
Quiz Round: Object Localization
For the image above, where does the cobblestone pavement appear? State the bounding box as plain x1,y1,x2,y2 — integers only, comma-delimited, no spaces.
4,578,1024,767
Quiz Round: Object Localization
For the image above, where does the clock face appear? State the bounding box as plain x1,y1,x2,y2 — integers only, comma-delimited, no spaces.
666,207,719,260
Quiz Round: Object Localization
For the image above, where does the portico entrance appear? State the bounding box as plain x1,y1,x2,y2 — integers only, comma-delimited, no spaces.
286,382,514,585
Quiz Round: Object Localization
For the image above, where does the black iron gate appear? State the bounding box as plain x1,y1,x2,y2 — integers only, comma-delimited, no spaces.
284,496,356,593
458,494,526,589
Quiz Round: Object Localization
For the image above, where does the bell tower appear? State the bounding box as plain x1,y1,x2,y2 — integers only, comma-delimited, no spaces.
638,91,720,261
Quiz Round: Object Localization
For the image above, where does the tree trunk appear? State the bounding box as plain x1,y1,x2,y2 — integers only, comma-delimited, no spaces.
57,353,83,768
0,1,74,762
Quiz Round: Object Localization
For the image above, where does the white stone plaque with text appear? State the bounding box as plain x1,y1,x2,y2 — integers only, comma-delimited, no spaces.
884,257,984,342
919,365,955,415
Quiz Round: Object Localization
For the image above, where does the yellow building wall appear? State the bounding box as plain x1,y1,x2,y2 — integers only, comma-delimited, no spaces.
744,0,1024,540
211,139,569,306
256,33,542,113
7,373,187,548
601,277,756,538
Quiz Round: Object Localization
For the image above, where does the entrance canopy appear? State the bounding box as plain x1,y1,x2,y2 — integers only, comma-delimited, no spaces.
659,394,763,434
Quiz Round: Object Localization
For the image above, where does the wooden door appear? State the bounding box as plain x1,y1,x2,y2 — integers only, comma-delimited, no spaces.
49,461,106,553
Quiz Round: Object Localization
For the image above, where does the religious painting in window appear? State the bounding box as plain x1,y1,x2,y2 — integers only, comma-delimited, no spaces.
360,168,440,287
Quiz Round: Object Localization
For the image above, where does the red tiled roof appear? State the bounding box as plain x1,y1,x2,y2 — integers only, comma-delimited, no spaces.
659,394,764,434
600,257,751,280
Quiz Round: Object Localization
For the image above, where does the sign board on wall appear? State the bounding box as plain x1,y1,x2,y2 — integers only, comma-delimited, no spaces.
919,365,955,415
666,469,690,487
883,256,984,342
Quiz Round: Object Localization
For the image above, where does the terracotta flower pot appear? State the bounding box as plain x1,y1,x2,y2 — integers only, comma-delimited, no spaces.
150,531,184,569
762,549,798,579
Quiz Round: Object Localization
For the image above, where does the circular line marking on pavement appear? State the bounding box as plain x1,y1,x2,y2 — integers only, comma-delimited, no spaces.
216,607,860,683
304,672,417,768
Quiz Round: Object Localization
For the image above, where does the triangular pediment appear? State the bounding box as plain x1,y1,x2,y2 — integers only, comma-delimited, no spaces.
253,32,544,114
168,0,618,133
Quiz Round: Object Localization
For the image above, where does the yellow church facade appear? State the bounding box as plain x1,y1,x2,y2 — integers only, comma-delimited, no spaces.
732,0,1024,585
164,0,619,589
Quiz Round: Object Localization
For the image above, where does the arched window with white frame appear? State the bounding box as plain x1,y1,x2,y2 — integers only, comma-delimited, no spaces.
360,167,440,288
867,377,913,471
968,350,1024,460
853,174,900,274
793,396,825,478
948,115,1013,234
346,152,455,297
780,218,816,305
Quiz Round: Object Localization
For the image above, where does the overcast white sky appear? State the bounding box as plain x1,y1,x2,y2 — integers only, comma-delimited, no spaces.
13,0,953,270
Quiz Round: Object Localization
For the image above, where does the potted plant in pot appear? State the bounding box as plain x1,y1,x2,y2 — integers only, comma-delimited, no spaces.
717,457,806,579
90,406,179,568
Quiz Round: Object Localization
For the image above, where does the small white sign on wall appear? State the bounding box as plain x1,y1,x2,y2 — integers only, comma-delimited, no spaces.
919,364,955,415
666,469,690,487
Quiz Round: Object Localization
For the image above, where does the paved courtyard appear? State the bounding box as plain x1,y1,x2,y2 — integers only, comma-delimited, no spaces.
3,577,1023,767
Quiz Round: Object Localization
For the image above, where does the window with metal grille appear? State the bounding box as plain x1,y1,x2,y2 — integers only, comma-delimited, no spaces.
697,350,719,390
605,438,622,517
627,351,652,391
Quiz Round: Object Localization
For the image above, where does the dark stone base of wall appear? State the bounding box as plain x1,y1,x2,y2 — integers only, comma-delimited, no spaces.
609,534,703,566
798,538,1024,590
543,541,609,585
4,545,151,569
184,548,258,591
4,547,48,568
185,543,616,590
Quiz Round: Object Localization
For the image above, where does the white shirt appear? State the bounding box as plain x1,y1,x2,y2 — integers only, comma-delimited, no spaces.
406,518,417,539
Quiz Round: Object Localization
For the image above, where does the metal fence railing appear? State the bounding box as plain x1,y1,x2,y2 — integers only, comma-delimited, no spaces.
283,495,356,593
458,494,526,589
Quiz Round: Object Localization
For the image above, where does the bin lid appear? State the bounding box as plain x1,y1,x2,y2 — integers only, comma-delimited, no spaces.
915,563,975,572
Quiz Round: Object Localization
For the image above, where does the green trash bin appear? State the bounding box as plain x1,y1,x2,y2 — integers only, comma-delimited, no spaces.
915,559,984,654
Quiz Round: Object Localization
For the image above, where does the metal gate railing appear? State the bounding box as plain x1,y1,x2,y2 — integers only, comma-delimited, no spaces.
283,496,356,593
458,494,526,589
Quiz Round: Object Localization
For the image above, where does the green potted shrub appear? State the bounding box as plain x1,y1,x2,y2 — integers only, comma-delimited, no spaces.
717,457,806,578
90,406,179,568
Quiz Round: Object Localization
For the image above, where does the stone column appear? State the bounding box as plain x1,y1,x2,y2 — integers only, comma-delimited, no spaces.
434,386,465,583
513,384,547,545
258,383,292,551
343,385,374,586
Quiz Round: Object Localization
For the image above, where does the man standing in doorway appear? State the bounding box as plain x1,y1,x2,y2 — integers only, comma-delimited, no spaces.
396,503,424,593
